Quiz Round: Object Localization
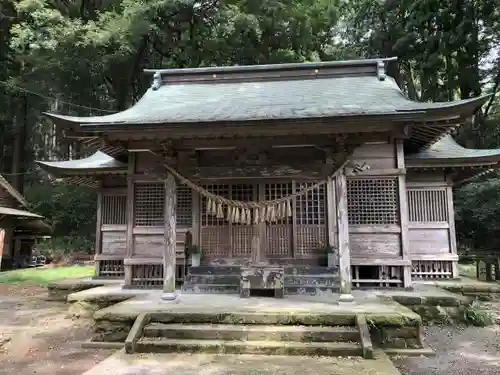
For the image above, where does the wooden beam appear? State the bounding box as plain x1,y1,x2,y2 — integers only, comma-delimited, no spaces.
162,172,177,300
126,133,390,151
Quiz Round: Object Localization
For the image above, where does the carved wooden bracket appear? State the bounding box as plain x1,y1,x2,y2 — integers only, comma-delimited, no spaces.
344,162,370,176
234,147,268,165
160,139,178,165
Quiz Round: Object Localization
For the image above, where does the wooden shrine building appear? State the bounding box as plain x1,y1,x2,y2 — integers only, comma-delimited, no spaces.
0,175,51,269
36,57,500,298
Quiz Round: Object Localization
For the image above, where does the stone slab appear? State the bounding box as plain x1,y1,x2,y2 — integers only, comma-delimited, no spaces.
93,291,420,326
414,277,500,294
377,284,470,306
82,349,401,375
67,285,150,303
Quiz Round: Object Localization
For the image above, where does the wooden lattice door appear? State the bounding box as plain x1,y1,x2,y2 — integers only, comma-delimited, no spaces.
264,183,293,259
231,184,257,258
295,182,327,258
200,183,256,261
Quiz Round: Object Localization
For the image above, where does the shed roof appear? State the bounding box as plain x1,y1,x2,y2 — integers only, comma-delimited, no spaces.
0,175,28,206
406,135,500,166
35,151,127,176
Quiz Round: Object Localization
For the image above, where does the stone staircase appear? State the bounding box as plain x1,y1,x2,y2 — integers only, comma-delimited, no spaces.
182,265,339,296
125,313,372,358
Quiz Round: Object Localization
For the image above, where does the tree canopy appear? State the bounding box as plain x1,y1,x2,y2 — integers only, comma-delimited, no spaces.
1,0,500,253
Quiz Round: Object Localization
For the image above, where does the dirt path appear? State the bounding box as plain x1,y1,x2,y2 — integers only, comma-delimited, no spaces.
0,285,113,375
393,299,500,375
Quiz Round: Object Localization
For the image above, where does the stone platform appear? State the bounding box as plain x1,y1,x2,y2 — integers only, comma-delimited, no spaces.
67,285,428,357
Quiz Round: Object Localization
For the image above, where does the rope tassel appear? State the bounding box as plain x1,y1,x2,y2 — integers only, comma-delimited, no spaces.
216,202,224,219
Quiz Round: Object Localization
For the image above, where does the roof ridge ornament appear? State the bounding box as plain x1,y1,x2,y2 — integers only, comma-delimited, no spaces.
151,71,162,90
377,60,386,81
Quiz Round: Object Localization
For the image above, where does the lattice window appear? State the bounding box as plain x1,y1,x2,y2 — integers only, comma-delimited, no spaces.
134,183,165,226
101,195,126,225
201,184,230,226
407,188,448,222
265,183,293,257
98,259,125,278
411,260,453,279
347,178,398,225
177,185,192,228
295,183,326,225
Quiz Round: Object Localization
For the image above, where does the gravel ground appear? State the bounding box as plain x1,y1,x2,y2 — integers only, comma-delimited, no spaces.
393,299,500,375
0,284,113,375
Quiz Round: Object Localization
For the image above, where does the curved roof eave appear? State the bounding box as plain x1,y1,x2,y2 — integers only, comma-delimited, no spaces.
406,135,500,167
35,151,127,177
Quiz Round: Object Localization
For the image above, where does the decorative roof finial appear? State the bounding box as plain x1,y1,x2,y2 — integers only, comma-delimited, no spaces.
152,71,162,90
377,60,386,81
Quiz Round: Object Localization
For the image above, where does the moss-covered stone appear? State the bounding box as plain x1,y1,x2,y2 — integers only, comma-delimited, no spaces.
93,319,133,342
409,305,465,324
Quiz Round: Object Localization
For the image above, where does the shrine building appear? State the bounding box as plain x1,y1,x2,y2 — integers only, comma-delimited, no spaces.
36,57,500,298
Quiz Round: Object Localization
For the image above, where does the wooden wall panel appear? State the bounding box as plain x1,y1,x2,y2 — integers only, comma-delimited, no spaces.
349,233,401,258
135,152,163,173
134,234,164,257
351,142,395,169
102,175,127,188
409,228,450,254
406,171,446,184
133,229,189,258
101,231,127,255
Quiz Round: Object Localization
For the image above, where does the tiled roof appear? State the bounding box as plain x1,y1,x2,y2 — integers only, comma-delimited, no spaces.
45,74,487,125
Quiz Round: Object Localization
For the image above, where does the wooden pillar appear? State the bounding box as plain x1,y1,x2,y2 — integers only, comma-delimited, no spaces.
396,140,411,287
326,176,337,251
446,184,459,278
336,170,353,302
162,172,177,300
124,153,135,286
94,182,103,277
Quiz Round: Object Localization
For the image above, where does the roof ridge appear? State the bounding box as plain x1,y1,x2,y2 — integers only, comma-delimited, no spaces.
144,57,398,77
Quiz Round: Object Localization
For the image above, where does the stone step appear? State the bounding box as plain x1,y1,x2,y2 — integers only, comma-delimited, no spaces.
189,266,339,276
135,338,362,356
143,323,359,342
285,285,340,296
284,266,339,274
185,274,340,286
189,266,241,275
181,284,240,294
186,274,240,285
149,311,356,326
284,275,339,287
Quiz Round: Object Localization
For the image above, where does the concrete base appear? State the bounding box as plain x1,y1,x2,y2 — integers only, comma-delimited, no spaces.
338,294,355,304
161,292,180,303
